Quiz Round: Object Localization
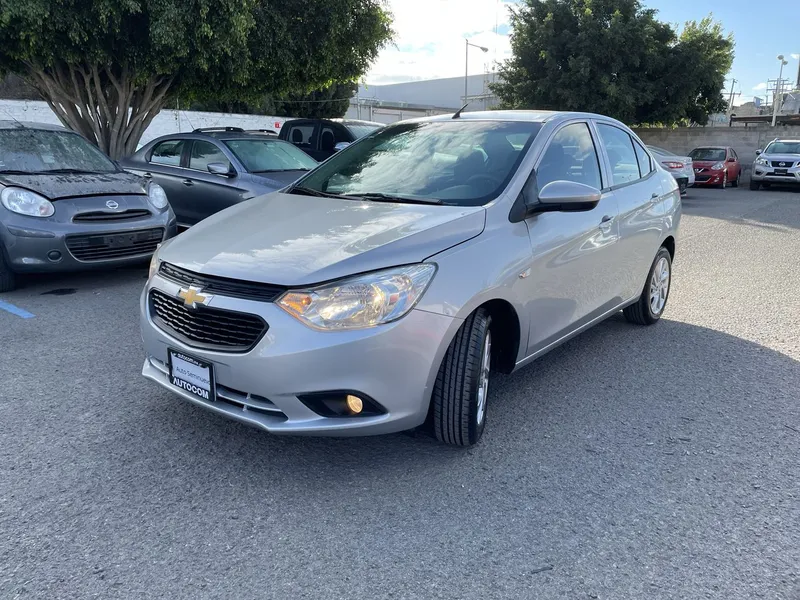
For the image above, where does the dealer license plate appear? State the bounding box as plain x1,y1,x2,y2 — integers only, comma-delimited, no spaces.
168,349,215,402
774,168,788,175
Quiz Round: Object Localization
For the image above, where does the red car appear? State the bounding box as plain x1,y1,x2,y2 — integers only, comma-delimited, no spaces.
690,146,742,188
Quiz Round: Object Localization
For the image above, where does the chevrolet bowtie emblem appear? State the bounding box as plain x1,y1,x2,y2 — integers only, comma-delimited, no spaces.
178,286,210,308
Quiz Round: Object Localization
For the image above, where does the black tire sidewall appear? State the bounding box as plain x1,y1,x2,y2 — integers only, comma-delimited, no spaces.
468,314,492,445
644,248,672,321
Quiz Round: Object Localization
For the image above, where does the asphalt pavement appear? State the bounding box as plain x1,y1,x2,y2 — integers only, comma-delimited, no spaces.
1,186,798,599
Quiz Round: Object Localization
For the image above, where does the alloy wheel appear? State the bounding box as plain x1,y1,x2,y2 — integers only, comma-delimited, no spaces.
476,331,491,425
649,257,670,315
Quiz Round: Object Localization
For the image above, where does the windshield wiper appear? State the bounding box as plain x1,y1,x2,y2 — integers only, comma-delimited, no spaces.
0,169,39,175
253,168,311,173
39,168,110,174
343,192,443,205
288,186,353,200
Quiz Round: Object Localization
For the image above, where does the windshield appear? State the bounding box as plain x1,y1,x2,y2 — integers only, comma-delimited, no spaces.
0,129,116,174
224,139,318,172
690,148,726,161
294,120,542,206
346,124,382,139
764,141,800,155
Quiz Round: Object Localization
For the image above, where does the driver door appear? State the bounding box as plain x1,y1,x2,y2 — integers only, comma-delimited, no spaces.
521,121,622,356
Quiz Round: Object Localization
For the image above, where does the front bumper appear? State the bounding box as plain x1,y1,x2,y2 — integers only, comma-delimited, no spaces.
751,165,800,184
693,169,726,186
140,273,462,436
0,197,177,273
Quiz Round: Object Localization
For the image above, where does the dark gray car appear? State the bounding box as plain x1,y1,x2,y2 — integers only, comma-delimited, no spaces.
0,121,177,292
121,128,318,227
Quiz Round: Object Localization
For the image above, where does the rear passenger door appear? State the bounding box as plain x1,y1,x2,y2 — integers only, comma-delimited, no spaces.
595,122,665,300
146,139,190,220
522,121,622,355
183,140,249,225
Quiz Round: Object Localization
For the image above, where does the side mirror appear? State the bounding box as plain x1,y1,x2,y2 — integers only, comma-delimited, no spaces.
207,162,232,177
727,157,736,162
535,180,601,212
334,142,351,152
755,149,762,156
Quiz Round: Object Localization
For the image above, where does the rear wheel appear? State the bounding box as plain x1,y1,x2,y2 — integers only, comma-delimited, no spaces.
0,249,16,293
623,247,672,326
431,308,492,447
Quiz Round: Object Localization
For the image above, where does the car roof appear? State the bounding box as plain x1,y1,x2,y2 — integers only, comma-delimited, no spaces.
148,130,284,143
406,109,631,128
0,120,70,132
286,118,384,128
769,138,800,143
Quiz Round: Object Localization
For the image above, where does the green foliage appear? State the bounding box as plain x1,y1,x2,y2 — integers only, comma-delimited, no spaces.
0,0,392,156
490,0,734,126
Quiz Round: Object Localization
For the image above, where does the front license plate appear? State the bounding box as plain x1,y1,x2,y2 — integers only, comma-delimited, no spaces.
168,349,215,402
774,168,788,175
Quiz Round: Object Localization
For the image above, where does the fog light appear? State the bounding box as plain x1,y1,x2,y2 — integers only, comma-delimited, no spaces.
346,394,363,414
47,250,61,262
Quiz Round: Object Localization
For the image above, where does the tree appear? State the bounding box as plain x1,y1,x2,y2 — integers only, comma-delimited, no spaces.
0,0,392,157
490,0,734,125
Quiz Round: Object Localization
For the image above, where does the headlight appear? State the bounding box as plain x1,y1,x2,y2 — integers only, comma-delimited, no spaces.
148,247,161,279
755,157,769,166
1,187,55,217
711,162,724,170
277,264,436,331
147,183,169,211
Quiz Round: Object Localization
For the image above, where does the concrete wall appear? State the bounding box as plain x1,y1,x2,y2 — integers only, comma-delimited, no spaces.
0,99,290,151
635,125,800,178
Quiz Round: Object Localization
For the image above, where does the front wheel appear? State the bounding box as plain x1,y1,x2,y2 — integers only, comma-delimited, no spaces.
718,171,727,189
431,308,492,447
750,180,760,191
623,247,672,326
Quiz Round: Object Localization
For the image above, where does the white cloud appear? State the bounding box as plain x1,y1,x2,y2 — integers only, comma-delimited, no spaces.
753,82,767,91
792,53,800,60
365,0,515,85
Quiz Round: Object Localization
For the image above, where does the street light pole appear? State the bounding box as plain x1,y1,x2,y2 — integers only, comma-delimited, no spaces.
772,54,789,127
464,39,489,105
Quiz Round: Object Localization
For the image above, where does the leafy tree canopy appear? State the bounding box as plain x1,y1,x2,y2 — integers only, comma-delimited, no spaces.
0,0,392,157
490,0,734,125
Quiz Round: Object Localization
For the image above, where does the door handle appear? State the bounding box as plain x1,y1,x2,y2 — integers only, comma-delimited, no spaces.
599,215,613,231
651,192,659,199
182,179,194,186
142,172,152,179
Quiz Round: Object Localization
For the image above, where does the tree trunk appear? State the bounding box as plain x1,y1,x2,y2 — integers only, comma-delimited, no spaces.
23,61,174,159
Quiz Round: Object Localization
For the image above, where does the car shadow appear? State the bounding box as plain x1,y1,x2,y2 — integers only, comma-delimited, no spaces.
131,314,800,496
11,263,149,295
682,187,800,231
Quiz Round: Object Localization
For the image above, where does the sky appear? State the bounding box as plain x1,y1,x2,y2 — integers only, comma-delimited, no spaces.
365,0,800,106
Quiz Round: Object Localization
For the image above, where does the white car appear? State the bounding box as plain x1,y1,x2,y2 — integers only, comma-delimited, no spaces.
648,146,694,195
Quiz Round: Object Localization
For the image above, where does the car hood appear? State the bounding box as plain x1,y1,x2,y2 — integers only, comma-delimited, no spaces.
251,170,310,189
0,172,147,200
159,191,486,286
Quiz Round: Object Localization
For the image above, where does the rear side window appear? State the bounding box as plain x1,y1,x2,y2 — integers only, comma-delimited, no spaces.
287,124,316,148
150,140,184,166
189,140,231,172
537,123,602,190
596,124,640,186
633,139,653,177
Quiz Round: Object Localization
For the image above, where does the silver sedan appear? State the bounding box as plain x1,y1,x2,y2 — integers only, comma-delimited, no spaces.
140,110,681,446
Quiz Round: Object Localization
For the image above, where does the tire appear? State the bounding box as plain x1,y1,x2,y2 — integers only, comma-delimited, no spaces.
0,248,16,293
762,183,771,189
732,171,740,187
718,171,727,189
623,247,672,326
431,308,492,447
750,180,760,191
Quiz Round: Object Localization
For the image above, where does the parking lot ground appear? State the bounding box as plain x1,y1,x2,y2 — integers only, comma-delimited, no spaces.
1,186,799,599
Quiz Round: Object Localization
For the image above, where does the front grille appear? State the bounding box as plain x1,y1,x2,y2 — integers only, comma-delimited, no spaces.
159,262,287,302
771,161,795,168
149,289,267,352
73,209,152,223
66,228,163,262
695,175,711,182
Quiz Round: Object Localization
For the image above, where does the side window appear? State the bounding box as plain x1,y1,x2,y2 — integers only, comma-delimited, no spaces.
150,140,184,166
596,124,640,186
537,122,602,191
319,126,337,153
633,139,653,177
287,124,316,148
189,140,231,172
731,148,738,160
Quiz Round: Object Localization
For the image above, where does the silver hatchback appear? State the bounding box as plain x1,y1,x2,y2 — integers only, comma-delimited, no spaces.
140,111,681,447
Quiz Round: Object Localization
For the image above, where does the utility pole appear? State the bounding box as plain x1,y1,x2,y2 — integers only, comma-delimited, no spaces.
726,79,737,116
772,55,789,127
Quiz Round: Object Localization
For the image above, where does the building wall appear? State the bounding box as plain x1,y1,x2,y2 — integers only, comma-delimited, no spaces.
0,99,289,150
358,74,498,110
636,125,800,178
